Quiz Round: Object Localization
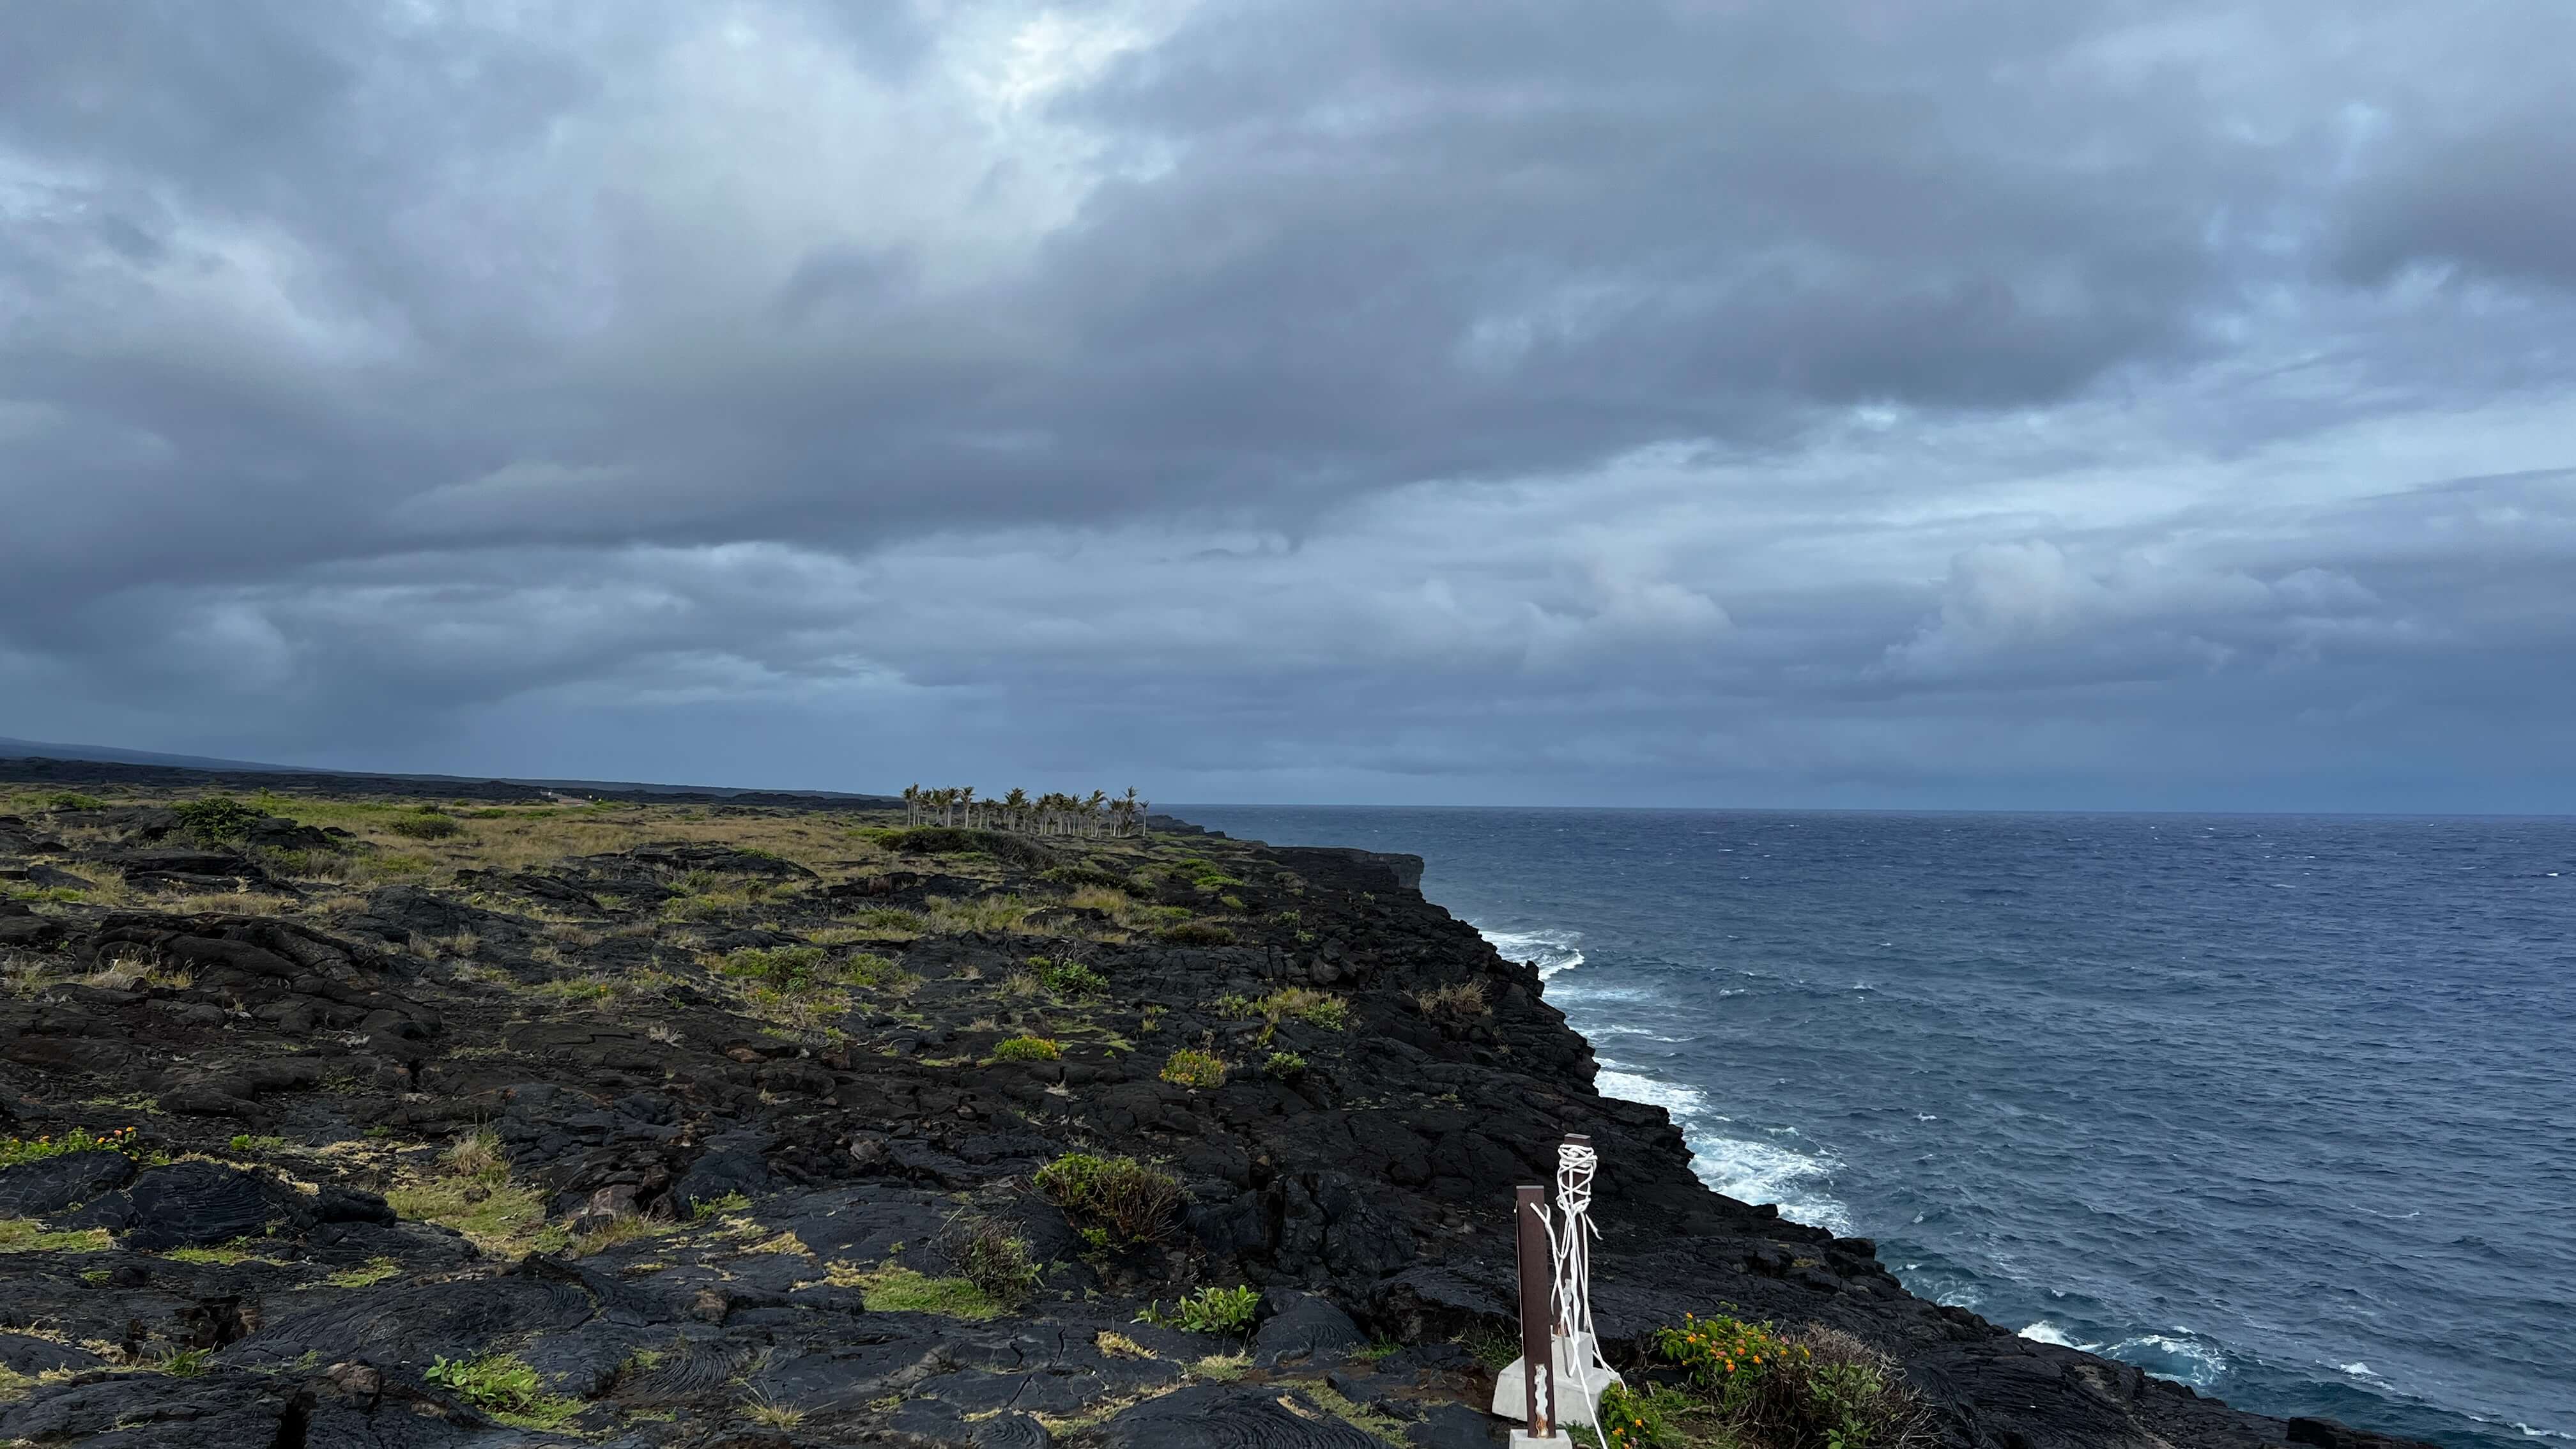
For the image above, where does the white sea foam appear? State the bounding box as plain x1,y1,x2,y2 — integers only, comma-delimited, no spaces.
1685,1133,1855,1236
1478,925,1586,978
1590,1024,1694,1043
1594,1069,1712,1121
2340,1361,2379,1378
2108,1332,2228,1387
2020,1324,2225,1387
1586,1066,1857,1236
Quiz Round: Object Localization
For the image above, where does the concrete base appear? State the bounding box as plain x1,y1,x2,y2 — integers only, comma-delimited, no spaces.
1510,1434,1565,1448
1490,1333,1625,1429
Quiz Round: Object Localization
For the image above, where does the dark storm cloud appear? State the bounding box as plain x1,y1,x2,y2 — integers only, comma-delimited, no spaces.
3,0,2574,806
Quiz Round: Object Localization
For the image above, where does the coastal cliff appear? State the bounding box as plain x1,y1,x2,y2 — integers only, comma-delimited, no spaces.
0,769,2425,1448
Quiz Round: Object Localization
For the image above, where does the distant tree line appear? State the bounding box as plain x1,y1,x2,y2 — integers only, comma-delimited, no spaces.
900,785,1151,838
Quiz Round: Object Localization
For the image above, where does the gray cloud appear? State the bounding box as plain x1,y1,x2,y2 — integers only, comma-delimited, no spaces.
3,0,2574,808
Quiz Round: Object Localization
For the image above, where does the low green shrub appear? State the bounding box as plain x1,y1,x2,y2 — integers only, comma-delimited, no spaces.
992,1036,1061,1062
1159,1048,1225,1089
1263,1051,1308,1078
950,1216,1043,1308
717,945,827,986
44,792,103,811
176,795,260,843
1033,1153,1184,1245
1649,1314,1925,1449
388,812,464,840
1041,960,1108,995
878,827,1050,866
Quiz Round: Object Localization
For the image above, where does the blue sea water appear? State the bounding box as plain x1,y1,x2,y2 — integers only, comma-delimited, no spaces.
1169,807,2576,1448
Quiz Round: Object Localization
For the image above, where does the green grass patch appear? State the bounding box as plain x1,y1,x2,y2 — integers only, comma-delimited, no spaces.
992,1035,1061,1062
841,1262,1006,1319
325,1257,401,1287
162,1241,282,1266
1156,921,1235,947
1216,987,1348,1032
386,1177,567,1257
0,1220,113,1254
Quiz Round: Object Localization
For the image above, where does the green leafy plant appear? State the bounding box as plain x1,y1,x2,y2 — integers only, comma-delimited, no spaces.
423,1353,581,1429
1159,1048,1225,1089
1648,1315,1926,1449
1041,960,1108,995
689,1191,753,1222
1140,1284,1259,1335
992,1035,1062,1062
44,792,103,811
1033,1153,1185,1245
0,1126,144,1171
1654,1312,1800,1408
1263,1050,1308,1078
1571,1383,1698,1448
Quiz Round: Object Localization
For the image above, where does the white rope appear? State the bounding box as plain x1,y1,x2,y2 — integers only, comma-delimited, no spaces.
1533,1139,1613,1429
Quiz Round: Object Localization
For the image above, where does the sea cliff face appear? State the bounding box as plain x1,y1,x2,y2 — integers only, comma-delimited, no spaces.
0,772,2425,1448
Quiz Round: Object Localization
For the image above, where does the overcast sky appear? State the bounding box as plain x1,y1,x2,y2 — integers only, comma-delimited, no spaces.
4,1,2573,810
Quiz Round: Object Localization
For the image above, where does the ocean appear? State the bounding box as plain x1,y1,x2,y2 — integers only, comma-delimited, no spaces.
1168,807,2575,1448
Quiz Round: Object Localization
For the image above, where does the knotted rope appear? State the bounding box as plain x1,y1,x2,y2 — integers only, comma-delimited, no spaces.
1531,1138,1613,1429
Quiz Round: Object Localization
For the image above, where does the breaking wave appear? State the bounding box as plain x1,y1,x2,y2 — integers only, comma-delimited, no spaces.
1479,924,1586,977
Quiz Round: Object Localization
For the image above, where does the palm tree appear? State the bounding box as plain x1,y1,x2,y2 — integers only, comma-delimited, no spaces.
902,783,921,827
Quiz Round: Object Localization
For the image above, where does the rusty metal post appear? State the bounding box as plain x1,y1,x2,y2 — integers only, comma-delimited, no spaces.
1515,1183,1555,1439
